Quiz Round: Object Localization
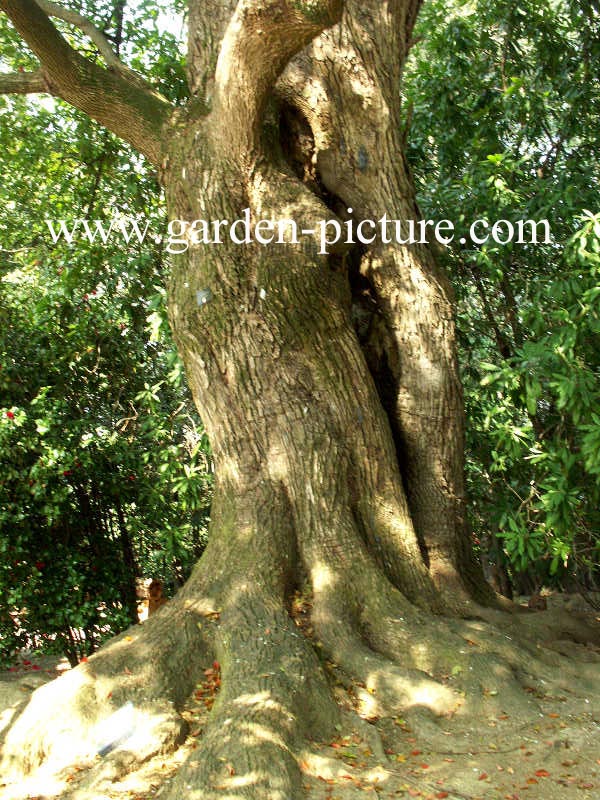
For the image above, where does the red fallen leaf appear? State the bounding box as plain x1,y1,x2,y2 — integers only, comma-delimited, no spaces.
8,667,18,672
535,769,550,777
420,763,430,769
330,743,341,749
408,790,422,797
548,713,560,718
31,665,41,671
385,748,395,755
526,778,538,785
80,657,88,663
436,793,449,799
479,772,489,780
410,749,422,756
23,660,31,666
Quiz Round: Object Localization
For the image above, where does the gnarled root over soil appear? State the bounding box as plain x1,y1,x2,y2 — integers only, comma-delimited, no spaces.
2,508,599,800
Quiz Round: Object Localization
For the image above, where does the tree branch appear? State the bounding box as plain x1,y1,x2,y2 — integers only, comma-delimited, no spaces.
0,68,45,93
213,0,343,158
36,0,128,73
187,0,237,98
0,0,173,165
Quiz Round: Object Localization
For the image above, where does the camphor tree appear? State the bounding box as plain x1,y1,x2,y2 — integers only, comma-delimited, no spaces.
0,0,598,798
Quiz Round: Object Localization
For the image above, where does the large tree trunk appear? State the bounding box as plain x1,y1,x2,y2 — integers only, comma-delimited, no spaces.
168,0,493,612
3,1,598,797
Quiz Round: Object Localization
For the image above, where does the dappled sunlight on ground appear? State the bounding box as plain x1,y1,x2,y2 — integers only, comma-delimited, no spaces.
1,597,599,800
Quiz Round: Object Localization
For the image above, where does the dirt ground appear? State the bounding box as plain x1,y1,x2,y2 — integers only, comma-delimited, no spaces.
1,593,599,800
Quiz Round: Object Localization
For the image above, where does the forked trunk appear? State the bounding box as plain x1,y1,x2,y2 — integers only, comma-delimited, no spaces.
0,2,514,797
165,0,493,613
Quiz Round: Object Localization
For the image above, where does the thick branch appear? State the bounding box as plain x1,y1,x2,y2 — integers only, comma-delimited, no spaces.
36,0,128,73
213,0,343,157
187,0,237,98
0,0,173,165
0,68,45,92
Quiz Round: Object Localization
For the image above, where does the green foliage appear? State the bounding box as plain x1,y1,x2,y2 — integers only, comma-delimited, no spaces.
476,216,600,578
0,102,209,665
407,0,600,589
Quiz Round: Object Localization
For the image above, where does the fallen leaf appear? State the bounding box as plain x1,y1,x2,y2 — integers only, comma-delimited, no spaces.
535,769,550,777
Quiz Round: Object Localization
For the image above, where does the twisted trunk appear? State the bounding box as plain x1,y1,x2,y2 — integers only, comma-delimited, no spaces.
1,2,541,798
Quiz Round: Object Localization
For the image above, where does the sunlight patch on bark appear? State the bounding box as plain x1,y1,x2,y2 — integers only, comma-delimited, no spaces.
311,562,336,593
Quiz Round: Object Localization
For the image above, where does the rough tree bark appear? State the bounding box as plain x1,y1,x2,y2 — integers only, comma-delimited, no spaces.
1,1,598,798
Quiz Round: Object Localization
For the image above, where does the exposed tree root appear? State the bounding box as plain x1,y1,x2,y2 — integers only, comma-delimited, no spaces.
2,489,599,800
1,577,599,800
